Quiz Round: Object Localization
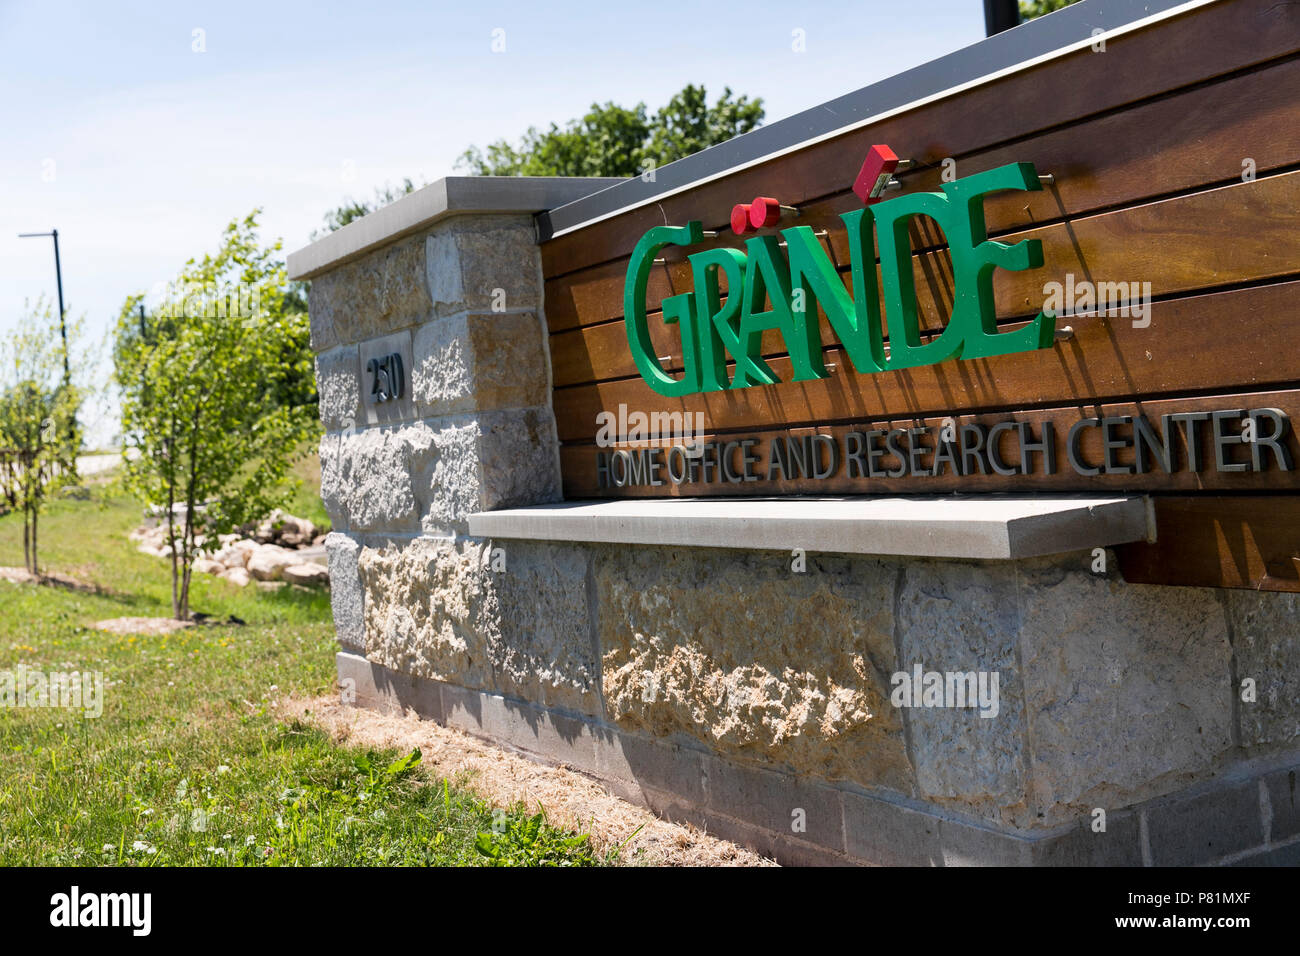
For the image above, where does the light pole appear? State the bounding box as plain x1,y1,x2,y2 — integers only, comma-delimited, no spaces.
19,228,77,476
984,0,1020,35
18,229,70,384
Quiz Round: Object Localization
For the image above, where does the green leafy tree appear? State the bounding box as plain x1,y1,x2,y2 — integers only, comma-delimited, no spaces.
1019,0,1078,19
0,299,84,574
311,178,422,240
456,84,764,178
114,211,317,620
644,85,765,171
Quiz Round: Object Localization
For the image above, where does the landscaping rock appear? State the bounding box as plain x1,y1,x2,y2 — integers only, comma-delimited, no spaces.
282,563,330,586
247,546,298,582
222,567,251,587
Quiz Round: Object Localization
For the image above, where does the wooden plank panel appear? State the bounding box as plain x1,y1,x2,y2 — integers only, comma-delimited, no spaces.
545,53,1300,334
540,0,1300,280
546,168,1300,340
1117,496,1300,591
551,277,1300,444
559,390,1300,498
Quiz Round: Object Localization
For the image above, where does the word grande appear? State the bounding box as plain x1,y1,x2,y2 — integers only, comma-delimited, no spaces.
624,163,1056,397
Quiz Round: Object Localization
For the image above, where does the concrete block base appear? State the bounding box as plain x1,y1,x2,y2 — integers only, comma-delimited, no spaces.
335,652,1300,866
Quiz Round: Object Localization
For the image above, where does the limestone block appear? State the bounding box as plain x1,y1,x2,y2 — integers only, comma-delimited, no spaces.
1017,557,1234,826
412,312,548,416
326,532,365,653
895,559,1029,825
315,345,360,431
415,409,561,535
425,217,540,319
475,407,561,514
321,424,428,533
357,536,600,713
307,231,430,350
1225,589,1300,748
414,420,481,535
491,540,598,714
359,536,498,690
596,545,911,790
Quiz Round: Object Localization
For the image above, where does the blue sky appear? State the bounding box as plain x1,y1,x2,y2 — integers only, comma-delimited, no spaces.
1,0,987,443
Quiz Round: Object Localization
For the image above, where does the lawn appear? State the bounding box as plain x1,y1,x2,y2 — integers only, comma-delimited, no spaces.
0,466,599,866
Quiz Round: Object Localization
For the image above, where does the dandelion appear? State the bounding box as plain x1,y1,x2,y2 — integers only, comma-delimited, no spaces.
217,765,230,775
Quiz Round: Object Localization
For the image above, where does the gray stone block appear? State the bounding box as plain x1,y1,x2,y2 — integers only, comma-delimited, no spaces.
359,536,498,690
1146,780,1264,865
703,754,846,853
896,559,1029,825
475,407,562,513
1017,560,1234,826
413,418,482,535
336,652,443,721
326,533,365,652
315,345,360,431
594,730,708,805
317,432,345,531
426,217,540,319
842,790,944,865
1226,589,1300,748
491,540,599,715
1263,767,1300,842
936,816,1030,866
322,423,428,533
412,311,549,416
1026,813,1145,866
413,409,561,536
438,683,600,776
1230,841,1300,866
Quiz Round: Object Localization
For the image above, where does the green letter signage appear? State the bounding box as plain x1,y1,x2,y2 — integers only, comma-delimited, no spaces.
621,162,1057,396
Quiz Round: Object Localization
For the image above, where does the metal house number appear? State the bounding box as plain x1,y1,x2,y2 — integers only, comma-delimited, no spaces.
367,352,405,403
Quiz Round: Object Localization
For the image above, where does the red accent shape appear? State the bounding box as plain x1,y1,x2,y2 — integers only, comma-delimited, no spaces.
749,196,782,229
731,204,754,235
853,144,900,205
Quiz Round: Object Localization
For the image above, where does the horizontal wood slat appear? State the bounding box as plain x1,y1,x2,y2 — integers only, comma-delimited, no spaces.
540,0,1300,281
544,52,1300,335
1117,496,1300,590
552,279,1300,444
559,390,1300,498
547,167,1300,351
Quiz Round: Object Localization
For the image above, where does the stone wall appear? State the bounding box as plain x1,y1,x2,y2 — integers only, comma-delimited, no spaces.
301,181,1300,866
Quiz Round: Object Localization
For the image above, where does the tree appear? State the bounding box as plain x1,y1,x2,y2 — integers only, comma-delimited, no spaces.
0,299,83,574
114,211,317,620
311,178,422,240
456,84,764,178
1019,0,1078,19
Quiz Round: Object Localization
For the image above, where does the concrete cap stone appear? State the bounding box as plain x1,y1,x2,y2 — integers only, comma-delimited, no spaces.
287,175,625,280
467,495,1154,560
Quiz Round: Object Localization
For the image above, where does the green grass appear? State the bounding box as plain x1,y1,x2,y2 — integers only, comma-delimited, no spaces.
0,471,599,866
